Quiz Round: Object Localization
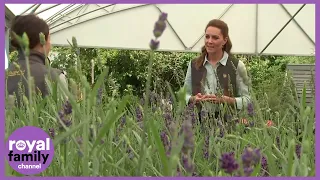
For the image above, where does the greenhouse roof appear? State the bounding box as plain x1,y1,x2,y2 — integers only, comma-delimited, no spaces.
5,4,316,56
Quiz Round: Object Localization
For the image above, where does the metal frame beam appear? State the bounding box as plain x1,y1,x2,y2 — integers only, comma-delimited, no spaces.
46,4,77,23
48,4,84,25
259,4,306,55
49,4,149,33
96,4,111,13
29,4,41,14
279,4,315,45
50,4,116,31
34,4,61,15
74,4,90,24
20,4,37,15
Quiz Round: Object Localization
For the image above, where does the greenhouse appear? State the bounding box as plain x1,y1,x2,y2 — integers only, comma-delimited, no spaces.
5,4,316,177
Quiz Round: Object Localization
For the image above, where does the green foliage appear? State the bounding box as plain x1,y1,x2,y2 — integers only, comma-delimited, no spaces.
46,47,315,102
8,51,18,63
49,47,197,96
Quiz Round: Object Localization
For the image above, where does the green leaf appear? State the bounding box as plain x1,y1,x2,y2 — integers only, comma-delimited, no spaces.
149,119,169,176
92,96,129,150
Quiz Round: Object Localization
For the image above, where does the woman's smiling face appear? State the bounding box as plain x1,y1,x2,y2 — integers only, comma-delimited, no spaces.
204,26,227,54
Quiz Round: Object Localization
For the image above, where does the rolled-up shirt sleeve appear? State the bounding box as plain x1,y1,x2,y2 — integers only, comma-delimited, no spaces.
183,61,192,104
59,73,68,88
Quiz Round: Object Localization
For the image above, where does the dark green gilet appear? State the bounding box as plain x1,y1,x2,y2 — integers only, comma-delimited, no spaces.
190,55,239,100
6,50,63,104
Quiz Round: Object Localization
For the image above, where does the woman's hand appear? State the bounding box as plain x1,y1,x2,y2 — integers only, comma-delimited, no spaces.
190,93,236,106
203,94,236,105
190,93,205,103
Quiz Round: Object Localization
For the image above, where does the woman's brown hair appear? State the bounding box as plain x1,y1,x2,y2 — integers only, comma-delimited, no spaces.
195,19,232,69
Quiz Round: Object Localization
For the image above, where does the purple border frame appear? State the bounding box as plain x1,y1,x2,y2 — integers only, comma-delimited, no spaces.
1,0,318,179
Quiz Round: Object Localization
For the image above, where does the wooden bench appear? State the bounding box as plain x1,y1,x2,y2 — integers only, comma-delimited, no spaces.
286,64,315,106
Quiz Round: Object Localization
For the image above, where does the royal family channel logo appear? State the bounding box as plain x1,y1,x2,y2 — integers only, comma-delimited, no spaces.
5,126,55,175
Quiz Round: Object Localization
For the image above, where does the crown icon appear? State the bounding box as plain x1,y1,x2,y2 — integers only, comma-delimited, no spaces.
16,142,25,148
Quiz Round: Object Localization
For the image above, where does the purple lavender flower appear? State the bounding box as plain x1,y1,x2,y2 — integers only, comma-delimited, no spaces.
225,114,232,121
247,103,254,116
163,111,173,128
58,100,73,130
243,167,253,176
219,152,239,174
182,153,195,173
218,128,224,138
241,147,261,167
153,23,166,38
190,113,196,125
192,172,198,176
235,119,239,124
185,103,197,125
168,95,173,105
200,110,208,120
136,106,143,122
149,39,160,50
127,148,134,159
150,12,167,50
160,131,171,156
58,111,72,130
78,150,83,157
261,156,269,176
158,12,168,21
77,137,83,145
203,135,209,160
216,120,224,138
139,98,145,106
168,122,177,138
97,87,103,104
63,100,72,115
241,148,253,167
150,92,158,104
249,121,254,127
121,116,126,127
153,13,168,38
76,137,83,157
296,144,301,159
114,115,126,142
276,136,280,149
252,148,261,165
176,167,181,176
182,119,194,154
113,136,119,143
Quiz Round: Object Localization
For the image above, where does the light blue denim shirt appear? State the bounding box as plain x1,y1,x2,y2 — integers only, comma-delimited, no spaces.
183,51,251,110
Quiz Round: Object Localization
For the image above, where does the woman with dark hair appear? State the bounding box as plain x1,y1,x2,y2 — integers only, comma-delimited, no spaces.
183,19,251,126
6,14,67,106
